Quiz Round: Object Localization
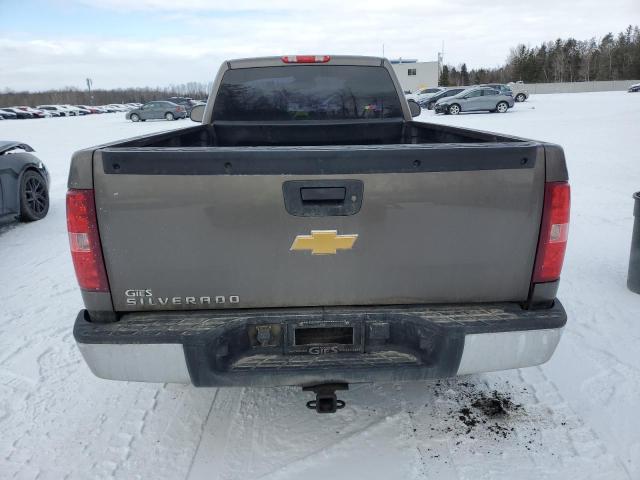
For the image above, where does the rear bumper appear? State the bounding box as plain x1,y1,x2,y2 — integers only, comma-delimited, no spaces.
74,302,566,387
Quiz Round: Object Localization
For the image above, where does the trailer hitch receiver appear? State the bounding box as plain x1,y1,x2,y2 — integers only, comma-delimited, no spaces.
303,383,348,413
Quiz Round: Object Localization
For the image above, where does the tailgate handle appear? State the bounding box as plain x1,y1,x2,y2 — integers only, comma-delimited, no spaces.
283,180,363,217
301,187,346,203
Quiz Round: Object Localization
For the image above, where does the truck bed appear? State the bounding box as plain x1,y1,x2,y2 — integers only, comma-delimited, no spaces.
103,120,523,149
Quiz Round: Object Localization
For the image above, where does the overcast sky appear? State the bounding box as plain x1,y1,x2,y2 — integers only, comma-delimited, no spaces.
1,0,638,91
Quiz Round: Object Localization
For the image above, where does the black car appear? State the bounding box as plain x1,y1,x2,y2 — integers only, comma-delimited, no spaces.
629,83,640,93
0,109,18,120
1,108,33,119
0,142,50,222
421,88,466,110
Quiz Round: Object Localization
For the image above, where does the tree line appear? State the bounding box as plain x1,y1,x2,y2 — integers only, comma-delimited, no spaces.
3,26,640,105
0,82,210,108
439,25,640,86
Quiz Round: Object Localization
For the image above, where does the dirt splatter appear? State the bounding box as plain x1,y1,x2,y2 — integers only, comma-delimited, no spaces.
458,407,479,434
451,389,522,437
426,379,534,447
471,390,522,417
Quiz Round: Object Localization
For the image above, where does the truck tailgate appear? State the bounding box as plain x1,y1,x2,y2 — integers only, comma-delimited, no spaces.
93,143,545,311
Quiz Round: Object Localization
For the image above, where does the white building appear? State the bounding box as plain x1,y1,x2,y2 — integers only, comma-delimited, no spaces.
391,59,440,93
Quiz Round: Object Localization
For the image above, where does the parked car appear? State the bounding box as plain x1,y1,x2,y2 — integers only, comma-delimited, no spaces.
98,105,119,113
481,84,514,97
70,105,92,115
126,101,187,121
507,82,529,102
167,97,198,113
14,106,50,118
0,141,50,222
435,87,515,115
70,55,569,414
55,105,77,116
76,105,102,114
628,83,640,93
59,105,86,116
406,87,446,103
421,87,465,110
1,108,34,119
106,104,130,112
0,109,18,120
37,105,72,116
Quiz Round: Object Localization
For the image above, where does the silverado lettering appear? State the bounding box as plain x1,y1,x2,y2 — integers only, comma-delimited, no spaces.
125,294,240,306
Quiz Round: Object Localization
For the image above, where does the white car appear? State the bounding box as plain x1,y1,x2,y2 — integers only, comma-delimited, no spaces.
38,105,76,116
406,87,446,103
56,105,77,116
107,104,132,112
507,82,530,102
61,105,87,115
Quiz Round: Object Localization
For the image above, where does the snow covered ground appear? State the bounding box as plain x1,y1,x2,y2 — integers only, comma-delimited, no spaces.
1,92,639,479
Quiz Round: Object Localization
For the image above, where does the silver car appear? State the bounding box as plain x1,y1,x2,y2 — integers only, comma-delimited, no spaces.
434,87,515,115
126,101,187,122
406,87,446,104
508,82,529,102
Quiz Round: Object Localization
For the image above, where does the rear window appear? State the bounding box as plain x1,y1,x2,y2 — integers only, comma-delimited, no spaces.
213,65,403,121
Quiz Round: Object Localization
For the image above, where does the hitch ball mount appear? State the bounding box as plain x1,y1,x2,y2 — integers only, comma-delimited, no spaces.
303,383,349,413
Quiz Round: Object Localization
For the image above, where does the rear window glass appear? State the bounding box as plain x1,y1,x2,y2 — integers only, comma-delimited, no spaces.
213,65,403,121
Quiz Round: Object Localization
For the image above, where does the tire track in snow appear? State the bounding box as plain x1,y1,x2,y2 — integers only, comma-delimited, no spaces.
187,388,247,480
188,384,423,480
517,366,630,479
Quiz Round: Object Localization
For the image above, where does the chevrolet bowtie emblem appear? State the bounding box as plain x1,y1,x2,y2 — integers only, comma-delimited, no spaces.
290,230,358,255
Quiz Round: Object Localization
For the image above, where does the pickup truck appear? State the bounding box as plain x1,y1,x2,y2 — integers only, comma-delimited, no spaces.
69,55,569,413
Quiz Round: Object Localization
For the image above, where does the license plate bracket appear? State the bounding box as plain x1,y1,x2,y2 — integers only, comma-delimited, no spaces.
286,320,364,355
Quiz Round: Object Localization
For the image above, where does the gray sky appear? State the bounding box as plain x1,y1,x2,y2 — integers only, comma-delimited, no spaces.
1,0,639,91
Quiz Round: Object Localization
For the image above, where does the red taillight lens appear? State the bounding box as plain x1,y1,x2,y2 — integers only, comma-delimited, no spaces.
532,182,570,283
66,189,110,292
281,55,330,64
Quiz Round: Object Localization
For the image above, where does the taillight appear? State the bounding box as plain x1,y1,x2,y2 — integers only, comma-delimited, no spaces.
281,55,330,64
532,182,570,283
66,189,110,292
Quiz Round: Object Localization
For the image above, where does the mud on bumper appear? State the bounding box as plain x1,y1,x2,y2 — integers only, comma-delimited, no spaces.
73,302,567,387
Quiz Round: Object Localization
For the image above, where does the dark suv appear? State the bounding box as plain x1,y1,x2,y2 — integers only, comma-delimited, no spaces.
482,84,513,97
167,97,197,113
422,88,465,110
